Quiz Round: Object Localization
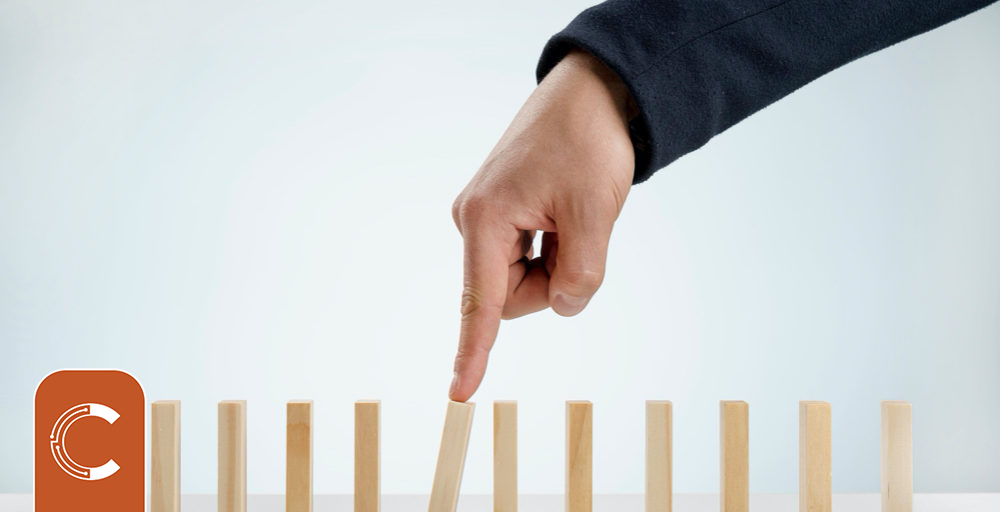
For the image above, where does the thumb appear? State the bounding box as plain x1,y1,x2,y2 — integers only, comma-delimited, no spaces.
548,210,613,317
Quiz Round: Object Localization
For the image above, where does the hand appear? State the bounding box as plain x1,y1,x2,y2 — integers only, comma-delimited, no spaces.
449,50,636,401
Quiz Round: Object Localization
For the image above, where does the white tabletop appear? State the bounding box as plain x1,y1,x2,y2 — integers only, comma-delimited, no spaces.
3,493,999,511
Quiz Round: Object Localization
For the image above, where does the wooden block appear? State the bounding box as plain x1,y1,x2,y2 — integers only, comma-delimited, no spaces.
355,400,380,512
720,400,748,512
287,400,313,512
566,400,593,512
428,400,475,512
493,401,517,512
218,400,247,512
151,400,180,512
881,401,912,512
799,401,831,512
646,400,672,512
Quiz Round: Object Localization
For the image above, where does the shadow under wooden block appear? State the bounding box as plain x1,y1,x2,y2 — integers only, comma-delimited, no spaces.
428,400,475,512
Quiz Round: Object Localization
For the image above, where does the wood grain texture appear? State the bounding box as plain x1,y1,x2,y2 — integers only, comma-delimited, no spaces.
646,400,672,512
355,400,380,512
799,401,831,512
218,400,247,512
881,401,912,512
428,400,475,512
286,400,313,512
151,400,180,512
720,401,748,512
566,401,593,512
493,401,517,512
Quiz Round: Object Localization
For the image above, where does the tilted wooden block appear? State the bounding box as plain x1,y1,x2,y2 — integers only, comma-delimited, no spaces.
799,401,831,512
494,400,517,512
151,400,180,512
218,400,247,512
646,400,672,512
566,400,593,512
428,400,475,512
286,400,313,512
881,401,912,512
720,400,748,512
355,400,381,512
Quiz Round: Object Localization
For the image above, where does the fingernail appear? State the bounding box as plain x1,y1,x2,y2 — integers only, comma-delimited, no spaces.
449,373,460,397
553,293,588,316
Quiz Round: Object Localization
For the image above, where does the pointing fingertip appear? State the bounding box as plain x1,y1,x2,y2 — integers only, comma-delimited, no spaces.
449,373,468,402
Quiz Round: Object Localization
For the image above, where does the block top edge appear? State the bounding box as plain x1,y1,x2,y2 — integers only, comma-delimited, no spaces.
881,400,911,406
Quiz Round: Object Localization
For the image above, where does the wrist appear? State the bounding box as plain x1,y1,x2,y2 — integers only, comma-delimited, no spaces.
560,49,636,122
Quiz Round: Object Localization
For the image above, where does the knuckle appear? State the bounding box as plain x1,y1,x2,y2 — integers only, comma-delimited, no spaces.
460,287,483,318
451,198,462,228
456,193,492,224
460,286,502,318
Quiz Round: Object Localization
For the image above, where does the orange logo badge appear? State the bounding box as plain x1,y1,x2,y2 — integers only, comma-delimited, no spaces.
35,370,145,512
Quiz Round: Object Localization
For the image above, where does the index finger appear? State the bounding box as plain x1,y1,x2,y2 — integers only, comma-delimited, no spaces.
449,221,511,402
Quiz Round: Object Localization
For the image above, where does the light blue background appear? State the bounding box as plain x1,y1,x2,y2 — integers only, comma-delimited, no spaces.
2,0,998,495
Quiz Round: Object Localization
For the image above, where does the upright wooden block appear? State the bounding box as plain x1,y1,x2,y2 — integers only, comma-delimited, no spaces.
646,400,672,512
287,400,313,512
428,400,475,512
218,400,247,512
720,401,748,512
881,401,912,512
355,400,381,512
151,400,180,512
493,401,517,512
566,400,593,512
799,401,831,512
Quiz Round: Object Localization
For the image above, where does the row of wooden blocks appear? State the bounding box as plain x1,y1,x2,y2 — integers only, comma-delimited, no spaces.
149,399,913,512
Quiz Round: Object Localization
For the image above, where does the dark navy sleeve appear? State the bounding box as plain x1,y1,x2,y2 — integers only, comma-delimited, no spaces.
537,0,997,183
